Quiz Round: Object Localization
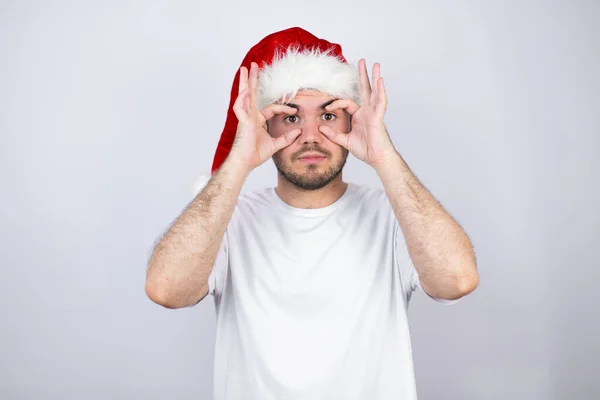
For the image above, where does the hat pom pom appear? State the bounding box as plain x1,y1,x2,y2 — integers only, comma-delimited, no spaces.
191,172,212,197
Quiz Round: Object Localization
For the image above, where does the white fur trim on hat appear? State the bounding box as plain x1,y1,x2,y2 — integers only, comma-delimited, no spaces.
257,46,360,110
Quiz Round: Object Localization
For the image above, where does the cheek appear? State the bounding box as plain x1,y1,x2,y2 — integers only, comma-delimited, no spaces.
330,115,351,133
273,144,292,161
267,120,287,138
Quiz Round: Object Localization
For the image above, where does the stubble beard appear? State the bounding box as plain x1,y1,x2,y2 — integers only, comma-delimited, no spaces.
272,148,349,191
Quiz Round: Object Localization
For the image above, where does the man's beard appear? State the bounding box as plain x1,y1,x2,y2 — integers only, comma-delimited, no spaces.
272,146,349,191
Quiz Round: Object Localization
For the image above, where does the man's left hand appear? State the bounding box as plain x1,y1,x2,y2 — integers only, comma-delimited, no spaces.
319,59,396,168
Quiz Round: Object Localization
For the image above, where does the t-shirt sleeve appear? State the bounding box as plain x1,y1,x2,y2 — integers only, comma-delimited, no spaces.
207,231,229,297
393,221,461,305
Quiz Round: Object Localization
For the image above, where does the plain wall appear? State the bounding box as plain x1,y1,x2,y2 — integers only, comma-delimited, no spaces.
1,1,598,399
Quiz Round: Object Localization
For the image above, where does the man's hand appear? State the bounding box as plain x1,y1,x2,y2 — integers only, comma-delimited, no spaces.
318,59,396,168
228,62,303,173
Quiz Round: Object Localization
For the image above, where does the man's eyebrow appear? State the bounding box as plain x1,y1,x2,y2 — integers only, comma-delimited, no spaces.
285,98,339,111
320,99,338,110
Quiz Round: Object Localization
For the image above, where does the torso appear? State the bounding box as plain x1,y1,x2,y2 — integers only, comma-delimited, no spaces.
209,183,419,400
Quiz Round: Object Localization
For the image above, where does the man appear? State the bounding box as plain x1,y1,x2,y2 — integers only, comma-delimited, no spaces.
146,27,479,400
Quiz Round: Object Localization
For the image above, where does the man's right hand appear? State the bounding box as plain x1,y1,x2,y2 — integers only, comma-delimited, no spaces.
228,62,302,173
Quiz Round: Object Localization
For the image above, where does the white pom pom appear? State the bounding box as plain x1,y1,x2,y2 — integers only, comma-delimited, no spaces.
191,172,212,197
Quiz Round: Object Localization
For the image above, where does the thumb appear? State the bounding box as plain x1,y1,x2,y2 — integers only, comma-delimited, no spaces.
273,128,302,153
319,125,349,149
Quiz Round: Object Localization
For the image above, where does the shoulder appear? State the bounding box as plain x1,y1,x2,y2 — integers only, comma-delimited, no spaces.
238,187,271,204
346,182,392,211
231,183,392,217
234,187,273,212
348,182,386,200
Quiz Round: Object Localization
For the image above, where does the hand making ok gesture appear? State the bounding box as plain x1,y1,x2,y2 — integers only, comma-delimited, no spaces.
318,59,396,168
229,62,303,172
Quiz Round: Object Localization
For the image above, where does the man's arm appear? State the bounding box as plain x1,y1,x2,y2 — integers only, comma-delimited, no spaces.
375,150,479,301
145,157,249,309
144,62,303,309
318,60,477,300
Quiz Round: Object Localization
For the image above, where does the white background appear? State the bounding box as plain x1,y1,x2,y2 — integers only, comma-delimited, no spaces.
1,1,598,399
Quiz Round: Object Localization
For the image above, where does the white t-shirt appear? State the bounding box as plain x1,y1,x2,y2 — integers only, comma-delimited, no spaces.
207,182,454,400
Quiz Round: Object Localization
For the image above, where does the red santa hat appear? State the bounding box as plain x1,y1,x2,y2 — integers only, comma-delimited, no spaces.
192,26,359,195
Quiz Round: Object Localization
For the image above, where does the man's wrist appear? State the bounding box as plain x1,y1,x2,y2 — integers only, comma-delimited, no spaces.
374,149,404,177
220,153,253,179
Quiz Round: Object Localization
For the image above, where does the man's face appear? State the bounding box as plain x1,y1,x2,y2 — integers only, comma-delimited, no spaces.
268,91,351,190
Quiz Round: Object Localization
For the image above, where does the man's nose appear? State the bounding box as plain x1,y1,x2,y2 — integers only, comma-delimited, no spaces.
298,119,323,143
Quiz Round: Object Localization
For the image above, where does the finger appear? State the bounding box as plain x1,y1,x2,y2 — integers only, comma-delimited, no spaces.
273,128,302,152
325,99,360,115
358,59,372,104
238,66,248,95
233,87,250,121
376,77,387,115
371,63,381,100
248,62,259,111
261,104,298,120
319,125,349,149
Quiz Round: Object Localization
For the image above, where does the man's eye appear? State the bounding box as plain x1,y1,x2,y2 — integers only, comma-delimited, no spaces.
322,113,336,121
284,115,298,123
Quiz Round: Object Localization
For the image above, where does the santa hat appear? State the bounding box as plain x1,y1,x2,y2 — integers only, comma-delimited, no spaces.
192,26,359,195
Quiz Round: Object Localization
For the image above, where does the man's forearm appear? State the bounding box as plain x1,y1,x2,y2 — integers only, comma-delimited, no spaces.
375,150,478,300
146,157,249,308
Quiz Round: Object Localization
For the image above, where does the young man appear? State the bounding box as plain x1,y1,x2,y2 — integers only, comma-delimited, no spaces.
146,27,479,400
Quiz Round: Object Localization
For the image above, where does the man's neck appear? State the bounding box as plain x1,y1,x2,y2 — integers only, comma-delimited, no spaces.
274,177,348,209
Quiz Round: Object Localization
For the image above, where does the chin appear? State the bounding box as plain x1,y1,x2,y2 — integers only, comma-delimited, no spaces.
275,162,345,191
287,176,338,191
